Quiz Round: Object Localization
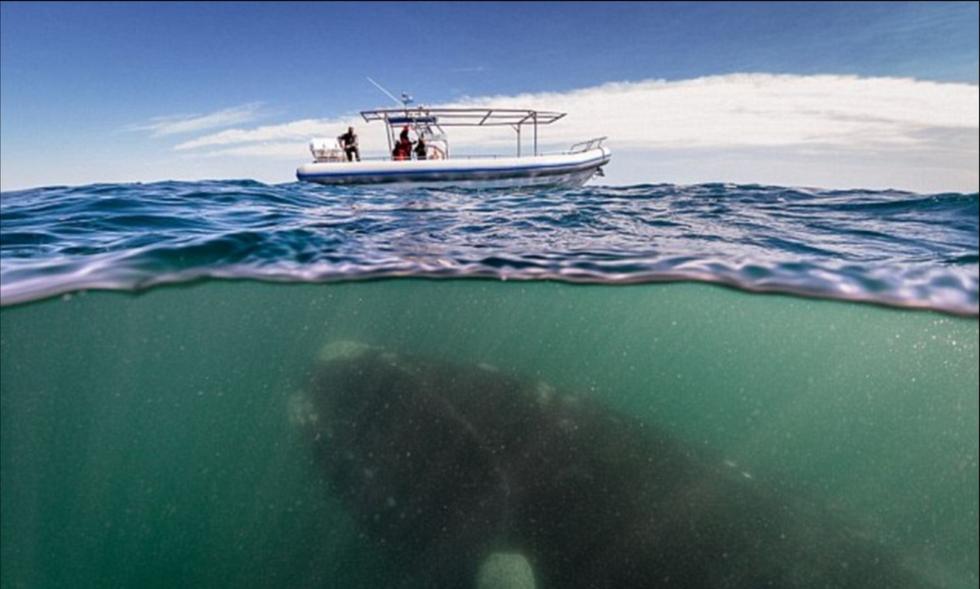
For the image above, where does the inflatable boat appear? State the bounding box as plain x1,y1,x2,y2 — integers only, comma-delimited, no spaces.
296,106,610,189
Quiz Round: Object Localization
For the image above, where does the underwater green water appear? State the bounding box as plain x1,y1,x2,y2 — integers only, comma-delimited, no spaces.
1,280,977,588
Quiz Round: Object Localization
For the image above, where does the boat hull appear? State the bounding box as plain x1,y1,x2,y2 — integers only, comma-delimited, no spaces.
296,147,610,189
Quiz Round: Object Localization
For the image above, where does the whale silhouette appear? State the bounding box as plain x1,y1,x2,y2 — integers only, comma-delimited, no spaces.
293,341,934,588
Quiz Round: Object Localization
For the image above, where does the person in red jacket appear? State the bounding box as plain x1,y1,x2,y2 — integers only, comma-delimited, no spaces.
392,126,413,161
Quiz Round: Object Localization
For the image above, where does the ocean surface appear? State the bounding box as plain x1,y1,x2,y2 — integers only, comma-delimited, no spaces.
1,180,978,588
1,181,977,314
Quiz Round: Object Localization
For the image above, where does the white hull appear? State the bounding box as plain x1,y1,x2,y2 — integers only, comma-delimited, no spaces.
296,147,610,189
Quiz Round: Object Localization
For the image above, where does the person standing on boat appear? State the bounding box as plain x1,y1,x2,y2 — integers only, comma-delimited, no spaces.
414,136,427,160
337,127,360,162
393,126,413,161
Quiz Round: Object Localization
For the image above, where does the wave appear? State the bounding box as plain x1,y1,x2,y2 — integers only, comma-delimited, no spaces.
2,180,977,315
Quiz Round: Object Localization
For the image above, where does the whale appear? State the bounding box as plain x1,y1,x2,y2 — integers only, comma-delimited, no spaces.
292,341,935,588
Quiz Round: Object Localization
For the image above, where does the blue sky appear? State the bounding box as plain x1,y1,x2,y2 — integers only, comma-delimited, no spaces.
2,1,978,191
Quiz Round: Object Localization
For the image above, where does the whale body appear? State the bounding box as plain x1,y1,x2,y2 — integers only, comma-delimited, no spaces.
295,342,933,588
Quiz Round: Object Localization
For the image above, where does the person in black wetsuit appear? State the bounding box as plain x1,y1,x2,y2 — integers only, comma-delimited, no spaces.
414,136,427,160
337,127,360,162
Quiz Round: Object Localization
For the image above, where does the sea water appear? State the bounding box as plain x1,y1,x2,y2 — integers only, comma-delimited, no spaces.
1,182,977,588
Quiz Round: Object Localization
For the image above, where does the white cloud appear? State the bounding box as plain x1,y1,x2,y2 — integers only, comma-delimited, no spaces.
8,74,972,192
126,102,265,137
439,74,978,150
173,117,358,151
176,74,978,154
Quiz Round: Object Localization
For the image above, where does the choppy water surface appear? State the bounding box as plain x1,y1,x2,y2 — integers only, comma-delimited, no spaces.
1,181,977,314
1,181,978,588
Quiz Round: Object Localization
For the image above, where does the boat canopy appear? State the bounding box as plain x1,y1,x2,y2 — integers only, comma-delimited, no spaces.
360,107,566,127
360,107,567,157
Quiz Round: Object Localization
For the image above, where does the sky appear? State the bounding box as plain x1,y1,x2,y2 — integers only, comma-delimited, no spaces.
1,1,978,192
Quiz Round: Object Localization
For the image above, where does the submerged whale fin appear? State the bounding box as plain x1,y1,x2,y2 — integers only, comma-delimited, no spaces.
477,552,536,589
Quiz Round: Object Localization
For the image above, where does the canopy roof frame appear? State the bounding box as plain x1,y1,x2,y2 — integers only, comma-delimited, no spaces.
360,107,566,127
360,107,567,156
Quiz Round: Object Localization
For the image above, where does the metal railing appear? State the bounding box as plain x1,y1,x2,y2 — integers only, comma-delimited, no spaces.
567,137,607,153
311,139,608,163
314,154,517,163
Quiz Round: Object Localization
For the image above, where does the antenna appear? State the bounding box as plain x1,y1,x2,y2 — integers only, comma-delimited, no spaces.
366,77,405,107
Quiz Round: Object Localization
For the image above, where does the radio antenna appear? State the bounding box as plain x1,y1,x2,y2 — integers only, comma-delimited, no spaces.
366,77,405,107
